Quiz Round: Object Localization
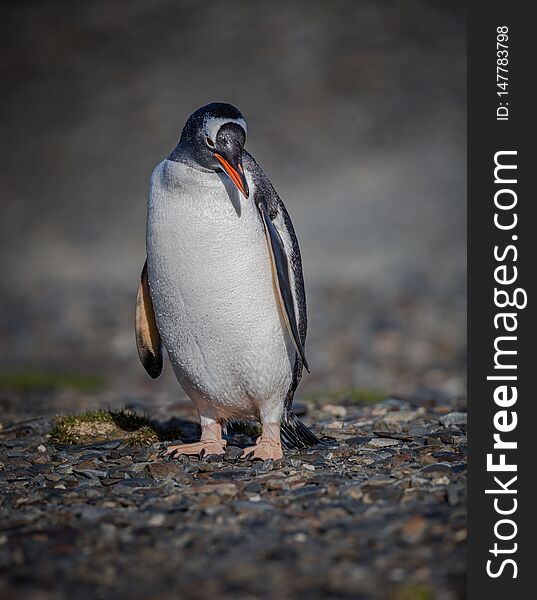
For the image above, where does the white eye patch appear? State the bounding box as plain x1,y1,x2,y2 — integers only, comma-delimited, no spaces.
204,117,247,142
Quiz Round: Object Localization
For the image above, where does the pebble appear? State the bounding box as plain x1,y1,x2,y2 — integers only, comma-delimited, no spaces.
323,404,347,418
367,438,400,448
400,515,428,543
439,412,467,427
224,445,243,462
146,462,182,480
420,463,452,476
147,513,167,527
380,410,421,423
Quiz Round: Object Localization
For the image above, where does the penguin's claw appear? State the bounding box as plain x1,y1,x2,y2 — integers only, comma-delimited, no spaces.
241,439,283,461
163,441,226,459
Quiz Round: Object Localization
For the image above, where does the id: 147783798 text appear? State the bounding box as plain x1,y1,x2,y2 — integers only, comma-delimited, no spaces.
496,26,509,121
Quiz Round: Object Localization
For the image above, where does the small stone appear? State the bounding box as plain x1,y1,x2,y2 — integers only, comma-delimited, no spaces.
113,477,156,488
400,515,428,543
381,410,421,423
80,440,122,451
439,412,467,427
147,513,166,526
224,446,243,462
420,462,452,476
345,436,372,446
75,469,107,479
367,438,400,448
410,476,430,487
206,454,224,464
243,481,262,493
174,471,195,485
345,486,363,500
186,482,237,497
352,419,376,430
37,445,47,453
325,421,346,430
73,459,99,470
323,404,347,418
251,459,274,473
146,462,182,480
431,450,459,462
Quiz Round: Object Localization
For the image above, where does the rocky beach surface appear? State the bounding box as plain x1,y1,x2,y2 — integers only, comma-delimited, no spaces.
1,391,466,600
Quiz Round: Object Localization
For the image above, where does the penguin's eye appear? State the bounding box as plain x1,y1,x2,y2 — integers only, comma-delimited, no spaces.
206,137,215,148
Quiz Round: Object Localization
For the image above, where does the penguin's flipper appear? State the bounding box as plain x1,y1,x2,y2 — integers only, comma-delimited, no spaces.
258,202,309,372
135,260,163,378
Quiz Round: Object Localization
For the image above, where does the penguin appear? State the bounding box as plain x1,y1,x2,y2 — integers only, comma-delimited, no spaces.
135,102,320,460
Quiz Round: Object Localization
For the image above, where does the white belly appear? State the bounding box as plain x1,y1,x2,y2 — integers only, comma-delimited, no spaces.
146,159,294,422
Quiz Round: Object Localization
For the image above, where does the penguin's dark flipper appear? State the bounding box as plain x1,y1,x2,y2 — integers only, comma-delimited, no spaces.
258,202,309,372
135,260,163,378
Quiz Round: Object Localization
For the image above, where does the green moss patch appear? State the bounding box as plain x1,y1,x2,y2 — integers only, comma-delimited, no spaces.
305,388,387,407
0,370,105,394
50,409,182,446
393,584,434,600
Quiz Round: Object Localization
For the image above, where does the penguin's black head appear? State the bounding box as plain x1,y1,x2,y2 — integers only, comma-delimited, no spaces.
180,103,249,198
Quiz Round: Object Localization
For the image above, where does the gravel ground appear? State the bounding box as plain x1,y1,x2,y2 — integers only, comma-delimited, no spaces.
0,393,466,600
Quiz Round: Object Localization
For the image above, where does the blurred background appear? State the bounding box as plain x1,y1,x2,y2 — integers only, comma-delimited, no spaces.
0,0,466,420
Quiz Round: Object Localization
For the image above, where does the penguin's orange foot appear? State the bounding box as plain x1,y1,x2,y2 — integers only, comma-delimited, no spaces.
164,440,226,458
242,438,283,461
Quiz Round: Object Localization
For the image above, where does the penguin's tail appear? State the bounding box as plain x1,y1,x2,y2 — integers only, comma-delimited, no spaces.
280,411,324,449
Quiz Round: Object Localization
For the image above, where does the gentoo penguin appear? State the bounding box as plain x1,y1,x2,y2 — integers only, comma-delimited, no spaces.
135,102,320,460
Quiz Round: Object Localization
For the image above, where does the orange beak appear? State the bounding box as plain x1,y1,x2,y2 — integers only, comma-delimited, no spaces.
214,153,249,198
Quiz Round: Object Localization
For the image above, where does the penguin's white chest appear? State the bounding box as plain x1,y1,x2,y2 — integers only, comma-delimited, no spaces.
146,160,294,421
